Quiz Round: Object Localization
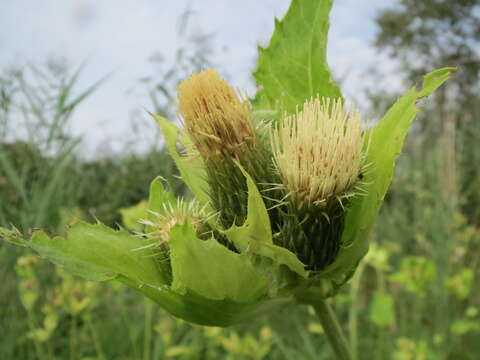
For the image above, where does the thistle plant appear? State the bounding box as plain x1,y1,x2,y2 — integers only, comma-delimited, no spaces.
0,0,455,358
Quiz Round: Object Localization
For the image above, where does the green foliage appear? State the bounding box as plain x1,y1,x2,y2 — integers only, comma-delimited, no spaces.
0,64,95,232
28,222,166,285
253,0,341,113
77,148,186,226
170,223,269,302
366,126,480,359
389,256,437,295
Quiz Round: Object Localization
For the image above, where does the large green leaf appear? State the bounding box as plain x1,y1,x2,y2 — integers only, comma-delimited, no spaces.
322,67,456,282
223,165,308,278
252,0,341,113
25,221,168,286
169,223,268,302
153,114,211,209
1,221,289,327
120,275,293,327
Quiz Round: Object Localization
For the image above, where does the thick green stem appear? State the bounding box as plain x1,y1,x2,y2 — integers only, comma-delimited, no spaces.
312,299,352,360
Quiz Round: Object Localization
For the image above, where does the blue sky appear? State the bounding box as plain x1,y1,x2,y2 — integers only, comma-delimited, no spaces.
0,0,400,154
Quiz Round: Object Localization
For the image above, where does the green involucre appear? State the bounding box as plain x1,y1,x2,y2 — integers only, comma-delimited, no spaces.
222,164,309,278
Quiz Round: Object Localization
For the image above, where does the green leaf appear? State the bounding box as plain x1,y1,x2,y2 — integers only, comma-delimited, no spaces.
252,0,341,113
152,114,211,209
322,67,456,282
3,221,290,327
145,176,176,231
144,176,177,283
26,221,168,286
223,164,308,278
119,275,293,327
169,223,268,302
147,177,176,214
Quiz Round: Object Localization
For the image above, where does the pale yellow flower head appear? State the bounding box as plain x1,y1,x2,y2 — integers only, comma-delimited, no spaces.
271,97,364,208
177,69,256,160
141,199,214,245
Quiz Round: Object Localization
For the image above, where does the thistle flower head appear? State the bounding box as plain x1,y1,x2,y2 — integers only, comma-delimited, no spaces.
177,69,256,161
271,97,364,208
143,199,214,245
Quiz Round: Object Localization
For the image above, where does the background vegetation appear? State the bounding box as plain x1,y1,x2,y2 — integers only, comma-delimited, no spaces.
1,1,479,359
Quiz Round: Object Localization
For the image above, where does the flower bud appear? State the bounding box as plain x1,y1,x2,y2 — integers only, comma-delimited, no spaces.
177,70,274,229
177,69,256,162
272,97,364,208
142,199,213,245
271,97,365,271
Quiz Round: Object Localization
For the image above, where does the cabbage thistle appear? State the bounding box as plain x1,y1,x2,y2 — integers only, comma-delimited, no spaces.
0,0,454,358
1,66,453,320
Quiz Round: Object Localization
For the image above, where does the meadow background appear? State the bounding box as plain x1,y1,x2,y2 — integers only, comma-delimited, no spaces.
1,1,480,359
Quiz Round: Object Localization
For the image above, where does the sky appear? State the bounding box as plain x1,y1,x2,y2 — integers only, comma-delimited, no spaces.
0,0,400,155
